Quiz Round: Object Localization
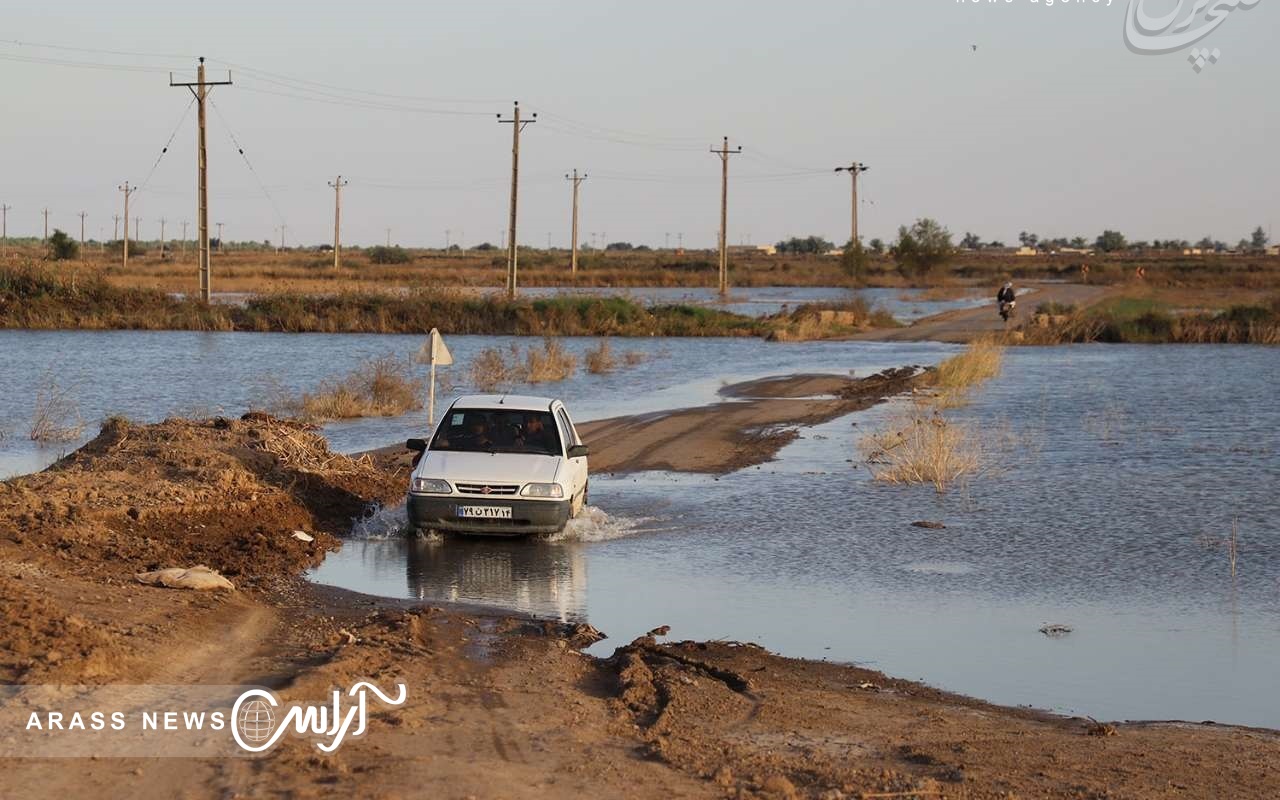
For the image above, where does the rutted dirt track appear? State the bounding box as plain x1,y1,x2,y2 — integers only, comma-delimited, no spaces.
2,397,1278,797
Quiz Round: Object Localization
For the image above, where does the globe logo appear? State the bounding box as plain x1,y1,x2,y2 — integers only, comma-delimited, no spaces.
237,699,275,744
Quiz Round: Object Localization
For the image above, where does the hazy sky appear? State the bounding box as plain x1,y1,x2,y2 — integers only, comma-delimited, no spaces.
2,0,1275,248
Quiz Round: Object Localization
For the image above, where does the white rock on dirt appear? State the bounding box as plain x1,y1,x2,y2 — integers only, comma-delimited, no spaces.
134,565,235,592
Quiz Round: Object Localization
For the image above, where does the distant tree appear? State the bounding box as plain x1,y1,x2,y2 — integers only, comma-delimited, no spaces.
891,218,954,278
867,238,885,254
1214,240,1228,252
447,244,461,252
1095,230,1127,252
316,243,333,252
47,229,79,260
1236,239,1250,251
1250,226,1269,250
988,240,1005,249
634,244,652,252
840,240,869,283
368,245,412,264
1018,231,1030,247
605,241,634,251
1196,237,1215,250
960,232,983,250
1069,236,1088,249
775,235,834,255
1130,241,1150,251
473,242,496,251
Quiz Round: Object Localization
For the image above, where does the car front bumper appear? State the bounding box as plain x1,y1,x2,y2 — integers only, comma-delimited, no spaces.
407,494,572,536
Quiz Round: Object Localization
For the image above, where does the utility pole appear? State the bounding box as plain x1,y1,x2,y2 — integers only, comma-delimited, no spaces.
134,217,141,243
181,220,189,259
710,136,742,296
565,169,586,274
118,182,135,269
276,224,286,253
113,215,121,241
158,217,166,255
0,204,9,256
445,228,451,254
171,56,232,303
42,208,50,242
78,212,87,254
328,175,348,268
678,232,684,249
834,162,870,250
665,232,670,250
497,101,536,298
216,222,224,252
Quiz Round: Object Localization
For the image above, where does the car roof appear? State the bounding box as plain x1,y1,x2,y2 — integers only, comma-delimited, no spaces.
449,394,558,412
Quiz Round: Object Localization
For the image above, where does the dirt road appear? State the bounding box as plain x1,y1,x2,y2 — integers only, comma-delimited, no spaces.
3,410,1279,798
861,282,1110,343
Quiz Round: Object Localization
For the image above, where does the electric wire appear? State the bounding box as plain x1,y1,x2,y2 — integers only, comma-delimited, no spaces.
209,98,288,225
135,96,196,193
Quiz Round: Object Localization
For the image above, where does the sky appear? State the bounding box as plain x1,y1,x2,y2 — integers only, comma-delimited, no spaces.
1,0,1276,249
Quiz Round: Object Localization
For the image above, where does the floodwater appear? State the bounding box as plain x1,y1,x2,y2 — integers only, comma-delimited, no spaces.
3,327,1278,727
313,345,1280,728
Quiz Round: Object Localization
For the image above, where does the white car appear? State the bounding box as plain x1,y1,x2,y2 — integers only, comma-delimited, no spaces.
405,395,590,536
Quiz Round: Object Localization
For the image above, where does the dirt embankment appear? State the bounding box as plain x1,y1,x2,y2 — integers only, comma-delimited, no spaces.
2,413,1278,798
578,368,923,474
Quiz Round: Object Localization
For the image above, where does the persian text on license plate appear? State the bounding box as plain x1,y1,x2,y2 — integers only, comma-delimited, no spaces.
457,505,512,519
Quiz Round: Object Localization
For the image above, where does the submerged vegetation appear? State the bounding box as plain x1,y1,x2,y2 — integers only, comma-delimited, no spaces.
277,356,424,422
861,340,1007,492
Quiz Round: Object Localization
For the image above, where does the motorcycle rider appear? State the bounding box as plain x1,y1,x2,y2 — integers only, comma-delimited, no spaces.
996,282,1016,305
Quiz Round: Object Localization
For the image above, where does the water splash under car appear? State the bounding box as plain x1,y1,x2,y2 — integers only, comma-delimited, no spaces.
405,395,590,536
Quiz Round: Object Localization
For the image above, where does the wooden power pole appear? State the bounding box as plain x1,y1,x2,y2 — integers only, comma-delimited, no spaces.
710,136,742,296
158,217,167,256
834,162,870,249
498,102,536,298
328,175,348,268
170,57,232,303
42,208,50,243
78,212,87,255
118,182,135,269
0,204,9,256
565,169,586,275
112,215,120,241
181,220,189,259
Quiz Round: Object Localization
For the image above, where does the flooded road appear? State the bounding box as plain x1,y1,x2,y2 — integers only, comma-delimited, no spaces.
3,324,1277,727
313,345,1280,728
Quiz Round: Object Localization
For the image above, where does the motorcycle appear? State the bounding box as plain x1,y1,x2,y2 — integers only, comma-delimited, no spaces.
998,299,1017,322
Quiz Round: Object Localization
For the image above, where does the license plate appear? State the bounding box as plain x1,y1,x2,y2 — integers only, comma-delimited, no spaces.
456,505,512,520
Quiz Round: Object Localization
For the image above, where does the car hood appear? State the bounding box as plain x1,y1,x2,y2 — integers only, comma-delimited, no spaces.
416,450,563,486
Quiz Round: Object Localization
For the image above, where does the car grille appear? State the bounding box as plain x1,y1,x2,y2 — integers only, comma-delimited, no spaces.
455,483,519,496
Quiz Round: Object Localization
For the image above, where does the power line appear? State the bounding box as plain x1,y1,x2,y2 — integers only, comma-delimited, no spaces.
0,38,192,60
136,96,197,194
208,97,287,225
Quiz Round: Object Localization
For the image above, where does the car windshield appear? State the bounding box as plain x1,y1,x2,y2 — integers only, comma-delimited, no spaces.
429,408,562,456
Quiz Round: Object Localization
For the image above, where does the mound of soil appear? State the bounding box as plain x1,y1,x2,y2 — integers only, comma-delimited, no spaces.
0,414,402,586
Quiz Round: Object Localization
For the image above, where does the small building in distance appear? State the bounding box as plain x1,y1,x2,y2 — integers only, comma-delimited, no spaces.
726,244,777,256
1014,246,1038,256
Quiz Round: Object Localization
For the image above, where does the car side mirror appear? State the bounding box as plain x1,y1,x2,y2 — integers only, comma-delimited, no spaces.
406,438,427,453
567,444,589,459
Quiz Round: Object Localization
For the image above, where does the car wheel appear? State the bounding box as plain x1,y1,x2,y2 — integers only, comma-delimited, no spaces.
571,489,585,519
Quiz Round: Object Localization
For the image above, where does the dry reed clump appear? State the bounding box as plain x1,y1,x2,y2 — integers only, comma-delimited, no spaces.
29,377,85,443
287,356,424,422
927,339,1004,406
859,404,988,494
585,340,619,374
248,414,377,475
469,339,579,392
525,338,577,383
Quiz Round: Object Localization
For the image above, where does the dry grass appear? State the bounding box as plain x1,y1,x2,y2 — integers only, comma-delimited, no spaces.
29,377,85,443
525,338,577,383
585,340,619,374
285,356,423,422
468,345,525,393
928,339,1005,406
859,405,988,494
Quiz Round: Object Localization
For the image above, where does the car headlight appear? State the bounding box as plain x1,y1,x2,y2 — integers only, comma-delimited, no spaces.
520,483,564,499
411,478,452,495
